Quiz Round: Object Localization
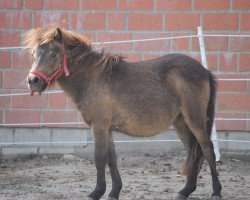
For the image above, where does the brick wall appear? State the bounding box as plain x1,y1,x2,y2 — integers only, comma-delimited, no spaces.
0,0,249,131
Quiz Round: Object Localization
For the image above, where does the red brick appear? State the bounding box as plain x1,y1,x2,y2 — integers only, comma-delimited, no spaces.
71,13,106,30
217,74,248,92
34,12,70,28
192,36,228,51
207,37,228,51
219,53,238,72
156,0,191,10
48,81,61,90
194,0,230,10
66,96,76,109
185,52,201,63
247,113,250,131
171,33,190,51
143,53,162,60
48,93,66,109
165,13,199,31
43,0,78,10
218,80,247,92
41,110,78,128
108,13,125,30
217,93,250,111
0,0,22,9
0,11,31,29
247,75,250,85
122,52,142,62
0,31,21,47
128,13,162,31
232,0,250,10
41,110,64,123
216,112,246,131
12,51,31,69
78,121,89,128
0,111,3,124
203,13,238,31
0,52,11,68
12,92,47,109
0,72,3,88
239,53,250,72
82,32,96,42
230,37,250,51
216,73,248,80
191,37,199,51
80,0,116,10
0,91,11,109
133,33,170,51
5,110,40,125
25,0,43,9
119,0,154,10
207,53,218,71
96,32,133,51
240,13,250,30
3,70,28,89
64,111,78,125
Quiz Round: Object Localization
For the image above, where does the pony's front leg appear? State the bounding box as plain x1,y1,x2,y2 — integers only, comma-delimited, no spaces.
107,133,122,200
87,125,109,200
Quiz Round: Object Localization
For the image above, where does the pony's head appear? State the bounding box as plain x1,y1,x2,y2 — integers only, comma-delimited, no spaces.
23,27,79,95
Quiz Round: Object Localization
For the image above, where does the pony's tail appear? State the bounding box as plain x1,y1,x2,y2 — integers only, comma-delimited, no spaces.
182,138,203,175
206,71,217,139
182,71,217,175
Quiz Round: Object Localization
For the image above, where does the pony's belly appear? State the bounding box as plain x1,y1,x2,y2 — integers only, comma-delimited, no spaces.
112,115,173,137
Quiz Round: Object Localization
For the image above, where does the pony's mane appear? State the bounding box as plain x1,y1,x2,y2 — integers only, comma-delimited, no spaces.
23,27,90,51
23,27,124,72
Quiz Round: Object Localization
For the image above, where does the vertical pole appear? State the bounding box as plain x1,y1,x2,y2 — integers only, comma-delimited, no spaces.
197,26,221,162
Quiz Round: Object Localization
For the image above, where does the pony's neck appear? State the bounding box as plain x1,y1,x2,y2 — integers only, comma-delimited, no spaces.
56,42,111,104
57,37,123,95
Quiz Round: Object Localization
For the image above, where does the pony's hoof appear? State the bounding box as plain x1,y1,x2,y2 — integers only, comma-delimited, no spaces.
175,194,187,200
211,196,222,200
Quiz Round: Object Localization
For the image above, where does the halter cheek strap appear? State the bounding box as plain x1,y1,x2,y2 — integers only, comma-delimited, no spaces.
30,45,69,87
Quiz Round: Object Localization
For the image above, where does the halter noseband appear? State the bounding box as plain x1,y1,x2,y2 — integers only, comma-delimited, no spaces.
29,44,69,87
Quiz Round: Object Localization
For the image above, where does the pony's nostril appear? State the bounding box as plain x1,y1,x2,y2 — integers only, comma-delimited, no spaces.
27,76,39,84
33,76,39,83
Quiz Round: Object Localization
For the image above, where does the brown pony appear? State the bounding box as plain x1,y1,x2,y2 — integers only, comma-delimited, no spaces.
24,27,222,200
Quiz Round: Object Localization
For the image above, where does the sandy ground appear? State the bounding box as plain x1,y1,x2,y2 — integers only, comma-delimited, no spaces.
0,153,249,200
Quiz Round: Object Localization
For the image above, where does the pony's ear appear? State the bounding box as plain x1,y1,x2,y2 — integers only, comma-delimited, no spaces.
54,28,63,43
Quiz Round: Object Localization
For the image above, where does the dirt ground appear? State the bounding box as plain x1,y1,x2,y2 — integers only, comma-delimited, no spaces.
0,153,249,200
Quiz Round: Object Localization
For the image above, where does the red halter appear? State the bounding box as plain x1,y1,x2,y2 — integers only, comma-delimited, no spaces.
29,45,69,87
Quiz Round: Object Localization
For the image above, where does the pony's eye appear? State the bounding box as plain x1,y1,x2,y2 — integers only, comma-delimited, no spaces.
50,51,57,57
40,49,45,55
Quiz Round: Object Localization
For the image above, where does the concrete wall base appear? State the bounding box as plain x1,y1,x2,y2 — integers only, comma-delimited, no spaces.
0,128,249,159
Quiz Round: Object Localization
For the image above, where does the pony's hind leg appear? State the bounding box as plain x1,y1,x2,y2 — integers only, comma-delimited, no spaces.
107,133,122,200
173,115,203,200
182,109,222,199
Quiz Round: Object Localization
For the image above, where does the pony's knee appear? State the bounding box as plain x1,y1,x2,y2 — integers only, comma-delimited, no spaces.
197,137,213,152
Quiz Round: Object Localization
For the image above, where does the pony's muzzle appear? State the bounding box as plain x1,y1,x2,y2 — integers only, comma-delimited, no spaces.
27,74,39,85
26,73,46,96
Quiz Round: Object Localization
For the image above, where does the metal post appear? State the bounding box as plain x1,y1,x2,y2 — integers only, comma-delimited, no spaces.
197,26,221,162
